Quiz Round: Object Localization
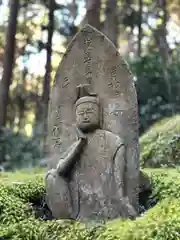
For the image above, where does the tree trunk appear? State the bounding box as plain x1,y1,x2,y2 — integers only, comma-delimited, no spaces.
0,0,19,128
157,0,172,111
118,0,132,55
156,0,169,60
137,0,143,57
86,0,101,30
18,68,27,131
42,0,54,116
103,0,118,46
41,0,55,152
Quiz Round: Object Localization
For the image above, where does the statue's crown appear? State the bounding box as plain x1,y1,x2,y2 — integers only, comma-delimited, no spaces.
75,84,99,108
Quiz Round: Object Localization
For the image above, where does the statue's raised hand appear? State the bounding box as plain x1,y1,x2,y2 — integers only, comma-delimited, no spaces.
76,127,87,142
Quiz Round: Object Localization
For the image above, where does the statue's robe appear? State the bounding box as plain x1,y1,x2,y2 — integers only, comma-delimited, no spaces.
69,129,126,220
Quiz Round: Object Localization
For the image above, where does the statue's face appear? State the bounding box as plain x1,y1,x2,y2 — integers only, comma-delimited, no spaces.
76,102,100,131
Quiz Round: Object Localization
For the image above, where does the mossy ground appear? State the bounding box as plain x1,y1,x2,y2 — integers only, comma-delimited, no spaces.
0,168,180,240
1,116,180,239
140,115,180,168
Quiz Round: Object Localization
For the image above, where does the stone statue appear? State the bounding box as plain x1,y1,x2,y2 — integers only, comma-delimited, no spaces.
45,84,137,220
46,24,140,221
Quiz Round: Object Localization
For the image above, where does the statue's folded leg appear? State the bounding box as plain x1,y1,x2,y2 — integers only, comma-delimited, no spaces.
45,169,72,219
119,196,138,219
113,144,138,219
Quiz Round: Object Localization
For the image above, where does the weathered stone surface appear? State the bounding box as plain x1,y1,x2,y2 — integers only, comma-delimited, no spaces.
46,24,139,221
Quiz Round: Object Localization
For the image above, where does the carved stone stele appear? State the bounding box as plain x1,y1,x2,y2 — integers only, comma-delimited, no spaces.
46,24,139,221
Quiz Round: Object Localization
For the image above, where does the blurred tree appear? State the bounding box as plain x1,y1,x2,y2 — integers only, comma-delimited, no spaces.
8,2,45,132
42,0,55,140
56,0,78,41
86,0,101,29
103,0,118,46
137,0,143,57
155,0,173,114
168,0,180,23
130,52,180,133
155,0,169,60
0,0,20,128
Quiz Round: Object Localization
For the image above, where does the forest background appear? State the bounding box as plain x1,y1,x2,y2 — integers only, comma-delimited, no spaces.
0,0,179,170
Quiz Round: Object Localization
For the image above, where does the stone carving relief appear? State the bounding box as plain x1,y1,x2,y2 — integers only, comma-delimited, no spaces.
45,24,139,221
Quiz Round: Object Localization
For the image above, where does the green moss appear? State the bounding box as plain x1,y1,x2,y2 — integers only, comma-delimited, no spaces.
0,169,180,239
0,218,104,240
0,171,44,203
99,198,180,240
140,115,180,167
145,168,180,201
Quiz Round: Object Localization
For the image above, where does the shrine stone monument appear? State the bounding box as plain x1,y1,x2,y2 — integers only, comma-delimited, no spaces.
45,24,140,221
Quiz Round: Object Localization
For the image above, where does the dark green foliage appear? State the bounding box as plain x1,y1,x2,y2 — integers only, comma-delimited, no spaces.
0,169,180,239
0,128,42,170
129,53,180,134
5,177,45,203
147,169,180,201
0,190,32,225
98,198,180,240
0,173,44,225
140,115,180,167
